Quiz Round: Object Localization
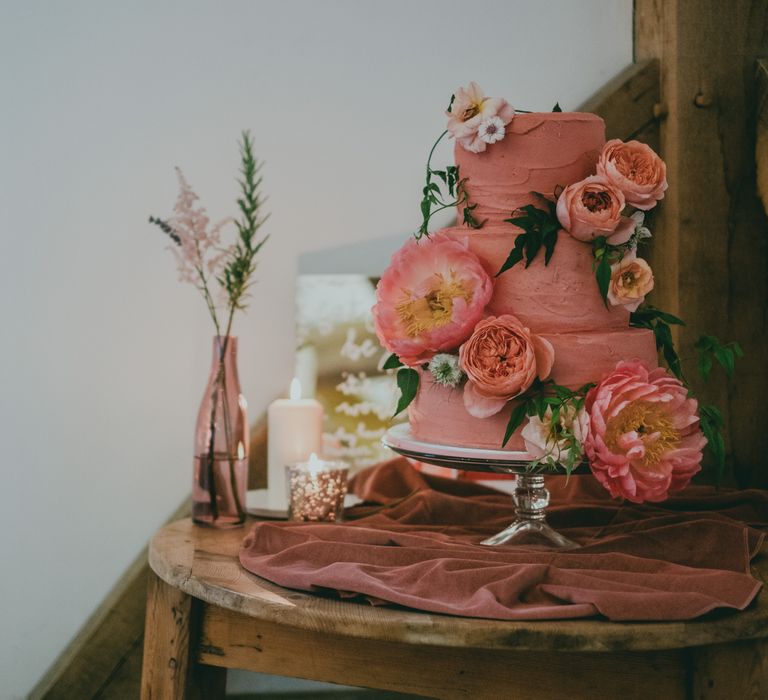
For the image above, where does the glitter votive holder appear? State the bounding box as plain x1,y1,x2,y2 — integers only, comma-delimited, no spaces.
286,459,349,522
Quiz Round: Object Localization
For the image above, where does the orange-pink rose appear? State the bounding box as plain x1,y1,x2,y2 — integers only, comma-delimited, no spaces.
556,175,633,244
597,139,668,210
459,315,554,418
607,253,655,312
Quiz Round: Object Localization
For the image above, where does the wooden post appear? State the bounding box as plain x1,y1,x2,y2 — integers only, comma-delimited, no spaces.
140,572,227,700
635,0,768,487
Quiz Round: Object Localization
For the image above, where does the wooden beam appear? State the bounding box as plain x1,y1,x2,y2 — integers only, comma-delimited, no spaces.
757,58,768,216
635,0,768,487
579,58,661,145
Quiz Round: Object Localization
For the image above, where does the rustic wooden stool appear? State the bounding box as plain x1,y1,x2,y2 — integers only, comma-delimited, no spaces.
140,518,768,699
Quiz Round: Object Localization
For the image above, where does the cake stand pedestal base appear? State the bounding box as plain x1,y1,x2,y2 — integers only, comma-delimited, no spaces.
480,473,578,549
382,426,581,550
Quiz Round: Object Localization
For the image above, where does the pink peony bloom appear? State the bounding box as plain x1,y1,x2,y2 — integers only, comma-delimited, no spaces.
597,139,668,210
607,252,654,312
556,175,633,244
459,315,554,418
446,82,515,154
372,234,493,367
583,360,706,503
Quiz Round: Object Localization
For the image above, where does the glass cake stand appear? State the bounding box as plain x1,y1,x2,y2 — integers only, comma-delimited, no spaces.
382,424,581,549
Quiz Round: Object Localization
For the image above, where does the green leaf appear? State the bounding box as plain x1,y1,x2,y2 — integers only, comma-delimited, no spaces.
382,353,403,370
496,234,526,276
394,368,419,416
463,202,484,230
700,404,726,484
552,102,562,112
595,255,611,307
498,203,561,273
446,94,455,113
503,401,529,447
699,352,713,382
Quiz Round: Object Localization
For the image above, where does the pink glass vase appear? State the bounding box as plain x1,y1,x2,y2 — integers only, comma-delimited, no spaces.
192,336,248,527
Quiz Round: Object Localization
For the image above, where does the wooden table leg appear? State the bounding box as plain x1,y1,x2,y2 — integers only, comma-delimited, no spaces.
690,638,768,699
140,571,226,700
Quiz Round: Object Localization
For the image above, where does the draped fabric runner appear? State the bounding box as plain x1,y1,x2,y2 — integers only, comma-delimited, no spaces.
239,459,767,621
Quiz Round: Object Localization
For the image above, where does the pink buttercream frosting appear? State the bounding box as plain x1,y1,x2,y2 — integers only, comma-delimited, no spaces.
410,328,658,451
456,112,605,226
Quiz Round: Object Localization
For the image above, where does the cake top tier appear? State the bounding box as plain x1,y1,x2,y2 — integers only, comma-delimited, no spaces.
456,112,605,227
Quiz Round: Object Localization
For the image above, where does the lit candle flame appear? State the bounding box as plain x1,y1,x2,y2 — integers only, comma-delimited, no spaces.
289,377,302,401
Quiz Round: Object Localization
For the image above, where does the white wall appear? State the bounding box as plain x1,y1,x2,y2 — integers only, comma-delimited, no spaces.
0,1,632,696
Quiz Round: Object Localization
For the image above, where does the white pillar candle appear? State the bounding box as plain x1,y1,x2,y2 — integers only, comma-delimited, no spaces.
266,378,323,509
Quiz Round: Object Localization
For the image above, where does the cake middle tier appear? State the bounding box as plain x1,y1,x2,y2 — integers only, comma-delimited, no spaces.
442,226,630,333
408,327,658,452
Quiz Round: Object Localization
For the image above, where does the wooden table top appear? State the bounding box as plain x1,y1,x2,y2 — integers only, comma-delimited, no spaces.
149,518,768,654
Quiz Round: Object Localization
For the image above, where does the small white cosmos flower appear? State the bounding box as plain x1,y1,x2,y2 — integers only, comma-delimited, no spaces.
478,116,506,145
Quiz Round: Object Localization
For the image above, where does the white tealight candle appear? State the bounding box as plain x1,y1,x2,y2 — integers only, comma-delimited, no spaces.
266,378,323,509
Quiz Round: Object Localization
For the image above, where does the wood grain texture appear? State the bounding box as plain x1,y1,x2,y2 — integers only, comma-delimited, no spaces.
757,58,768,216
579,58,661,142
149,518,768,655
198,604,688,700
690,637,768,699
140,573,194,700
634,0,768,487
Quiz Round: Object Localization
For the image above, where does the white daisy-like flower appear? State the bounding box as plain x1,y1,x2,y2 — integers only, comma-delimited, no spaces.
478,116,506,145
630,210,652,241
428,353,464,388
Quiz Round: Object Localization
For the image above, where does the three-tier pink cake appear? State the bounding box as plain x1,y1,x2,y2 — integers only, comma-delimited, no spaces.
374,85,708,502
408,112,656,452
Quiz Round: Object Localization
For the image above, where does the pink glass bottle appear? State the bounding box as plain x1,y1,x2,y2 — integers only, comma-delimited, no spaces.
192,336,248,527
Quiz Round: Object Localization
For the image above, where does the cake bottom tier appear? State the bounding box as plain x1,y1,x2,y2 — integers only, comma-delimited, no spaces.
408,327,657,452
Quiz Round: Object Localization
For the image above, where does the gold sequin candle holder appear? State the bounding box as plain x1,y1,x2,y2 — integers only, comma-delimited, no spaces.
286,454,349,522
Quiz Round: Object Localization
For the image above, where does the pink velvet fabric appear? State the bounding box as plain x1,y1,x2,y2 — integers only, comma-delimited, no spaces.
239,459,766,621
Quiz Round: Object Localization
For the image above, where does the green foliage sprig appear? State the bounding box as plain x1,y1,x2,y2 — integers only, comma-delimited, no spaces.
630,306,743,482
629,305,686,381
503,379,594,476
416,130,484,239
221,131,270,320
695,335,743,381
383,354,420,416
496,196,560,275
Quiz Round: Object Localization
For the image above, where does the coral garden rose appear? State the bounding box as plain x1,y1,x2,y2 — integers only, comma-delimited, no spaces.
372,234,493,368
597,139,668,210
556,175,634,244
607,253,655,312
446,81,515,154
583,360,706,503
459,315,554,418
521,405,589,467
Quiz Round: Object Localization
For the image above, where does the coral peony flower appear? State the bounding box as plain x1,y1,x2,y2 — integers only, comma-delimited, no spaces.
522,406,589,467
373,235,493,367
607,252,655,312
583,360,706,503
597,139,668,210
556,175,633,243
459,315,554,418
446,82,515,154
